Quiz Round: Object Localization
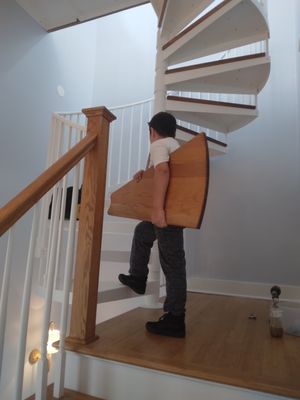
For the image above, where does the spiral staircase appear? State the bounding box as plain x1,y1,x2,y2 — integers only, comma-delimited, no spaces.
151,0,270,147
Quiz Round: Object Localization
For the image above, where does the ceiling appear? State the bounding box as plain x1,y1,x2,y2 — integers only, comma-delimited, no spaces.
16,0,154,31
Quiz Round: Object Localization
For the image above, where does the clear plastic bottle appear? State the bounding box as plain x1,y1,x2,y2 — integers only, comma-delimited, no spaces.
269,286,283,338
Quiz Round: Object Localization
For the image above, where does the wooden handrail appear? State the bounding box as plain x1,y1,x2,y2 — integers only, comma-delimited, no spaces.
0,134,97,236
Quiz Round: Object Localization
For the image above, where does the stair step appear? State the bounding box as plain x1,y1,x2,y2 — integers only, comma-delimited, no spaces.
103,220,136,233
102,232,133,251
99,261,129,281
98,280,160,303
165,52,271,94
162,0,269,66
159,0,215,43
26,383,104,399
168,95,256,110
101,250,130,263
167,95,257,133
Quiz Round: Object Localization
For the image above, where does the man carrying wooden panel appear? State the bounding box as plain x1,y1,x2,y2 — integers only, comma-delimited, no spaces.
109,112,209,338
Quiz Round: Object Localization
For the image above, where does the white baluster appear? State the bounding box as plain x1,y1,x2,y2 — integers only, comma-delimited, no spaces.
53,161,81,399
107,120,115,189
0,227,14,377
35,182,62,400
14,205,39,400
117,108,125,185
127,106,134,181
138,103,144,170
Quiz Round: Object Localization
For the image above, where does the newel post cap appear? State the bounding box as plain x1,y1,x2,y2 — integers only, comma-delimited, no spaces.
82,106,116,123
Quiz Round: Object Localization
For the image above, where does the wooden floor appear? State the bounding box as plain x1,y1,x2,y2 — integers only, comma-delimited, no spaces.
27,384,104,400
65,293,300,399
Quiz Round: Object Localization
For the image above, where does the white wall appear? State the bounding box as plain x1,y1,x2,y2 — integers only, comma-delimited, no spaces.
92,4,157,107
186,0,300,289
0,2,98,205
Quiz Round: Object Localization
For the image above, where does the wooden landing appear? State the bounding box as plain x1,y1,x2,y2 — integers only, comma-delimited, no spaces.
65,293,300,399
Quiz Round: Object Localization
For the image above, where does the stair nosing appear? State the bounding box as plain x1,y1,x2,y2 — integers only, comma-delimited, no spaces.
176,125,227,147
167,95,256,110
165,52,267,75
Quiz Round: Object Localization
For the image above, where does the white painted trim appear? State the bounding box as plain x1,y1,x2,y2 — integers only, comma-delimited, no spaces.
64,351,293,400
187,277,300,302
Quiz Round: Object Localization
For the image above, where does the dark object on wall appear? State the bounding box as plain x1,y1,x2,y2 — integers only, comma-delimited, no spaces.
48,186,82,220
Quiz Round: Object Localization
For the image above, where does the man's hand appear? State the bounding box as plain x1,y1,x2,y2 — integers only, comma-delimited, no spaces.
151,208,167,228
133,170,144,182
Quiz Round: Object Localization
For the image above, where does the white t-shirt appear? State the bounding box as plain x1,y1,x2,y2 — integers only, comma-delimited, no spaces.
149,137,180,168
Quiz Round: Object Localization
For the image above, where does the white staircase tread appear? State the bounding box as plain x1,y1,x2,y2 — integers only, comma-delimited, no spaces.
101,250,130,263
103,220,136,233
51,279,160,305
102,232,133,251
162,0,269,65
98,280,159,303
165,53,271,94
159,0,215,43
167,96,257,133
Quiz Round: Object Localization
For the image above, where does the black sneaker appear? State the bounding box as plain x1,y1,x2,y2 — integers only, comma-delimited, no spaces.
118,274,146,295
145,312,186,338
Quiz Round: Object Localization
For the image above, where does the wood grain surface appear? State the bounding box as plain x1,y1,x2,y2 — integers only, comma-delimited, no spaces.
108,133,209,229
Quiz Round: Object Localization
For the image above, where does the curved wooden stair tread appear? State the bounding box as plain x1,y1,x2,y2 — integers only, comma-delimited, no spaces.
167,95,256,110
166,52,267,74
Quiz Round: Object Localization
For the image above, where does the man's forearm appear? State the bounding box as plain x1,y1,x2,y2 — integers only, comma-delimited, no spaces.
153,163,169,211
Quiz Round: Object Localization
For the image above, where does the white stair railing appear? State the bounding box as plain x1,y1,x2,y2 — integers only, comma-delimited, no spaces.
0,106,112,399
0,157,87,399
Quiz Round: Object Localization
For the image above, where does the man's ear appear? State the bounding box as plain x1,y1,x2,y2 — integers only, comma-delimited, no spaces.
151,129,160,141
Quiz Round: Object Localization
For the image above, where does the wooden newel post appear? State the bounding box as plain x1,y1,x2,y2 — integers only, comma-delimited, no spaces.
67,107,116,345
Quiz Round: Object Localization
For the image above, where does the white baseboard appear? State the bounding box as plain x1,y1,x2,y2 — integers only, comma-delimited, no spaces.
187,277,300,302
